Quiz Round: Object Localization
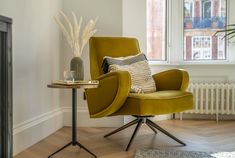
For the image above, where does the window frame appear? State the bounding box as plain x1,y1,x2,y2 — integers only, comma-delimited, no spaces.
149,0,235,66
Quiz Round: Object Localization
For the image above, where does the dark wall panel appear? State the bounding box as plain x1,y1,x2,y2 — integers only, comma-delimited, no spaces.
0,15,13,158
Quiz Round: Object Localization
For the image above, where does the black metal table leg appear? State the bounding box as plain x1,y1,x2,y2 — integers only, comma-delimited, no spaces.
48,88,97,158
48,142,72,158
77,142,97,157
72,88,77,145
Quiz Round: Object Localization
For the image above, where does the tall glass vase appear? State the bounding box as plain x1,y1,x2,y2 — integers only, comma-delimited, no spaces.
70,57,84,80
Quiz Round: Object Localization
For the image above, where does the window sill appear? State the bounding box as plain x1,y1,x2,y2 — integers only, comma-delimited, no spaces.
149,60,235,67
179,60,235,66
148,60,170,65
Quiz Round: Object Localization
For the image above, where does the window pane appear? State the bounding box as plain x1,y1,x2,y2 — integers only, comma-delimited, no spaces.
147,0,166,61
184,0,227,61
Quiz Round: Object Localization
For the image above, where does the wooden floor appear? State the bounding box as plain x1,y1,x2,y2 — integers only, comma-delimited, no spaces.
14,120,235,158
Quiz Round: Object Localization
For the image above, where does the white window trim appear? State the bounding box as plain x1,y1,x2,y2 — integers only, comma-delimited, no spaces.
149,0,235,66
148,0,171,65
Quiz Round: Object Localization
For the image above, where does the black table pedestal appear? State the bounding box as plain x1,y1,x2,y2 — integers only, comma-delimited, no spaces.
48,89,97,158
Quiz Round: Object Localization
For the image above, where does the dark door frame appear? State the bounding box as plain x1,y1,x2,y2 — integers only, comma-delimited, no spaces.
0,15,13,158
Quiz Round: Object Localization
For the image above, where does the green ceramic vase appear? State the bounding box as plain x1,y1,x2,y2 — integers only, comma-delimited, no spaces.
70,57,84,80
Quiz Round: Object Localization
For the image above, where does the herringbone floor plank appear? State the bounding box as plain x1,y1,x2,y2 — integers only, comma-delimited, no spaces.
14,120,235,158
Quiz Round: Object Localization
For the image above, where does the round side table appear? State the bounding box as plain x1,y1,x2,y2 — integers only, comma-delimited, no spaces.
47,81,99,158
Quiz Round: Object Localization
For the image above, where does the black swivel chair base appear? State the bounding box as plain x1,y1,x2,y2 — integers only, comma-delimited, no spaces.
104,116,186,151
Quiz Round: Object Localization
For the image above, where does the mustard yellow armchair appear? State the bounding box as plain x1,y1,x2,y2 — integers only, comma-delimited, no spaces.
86,37,193,151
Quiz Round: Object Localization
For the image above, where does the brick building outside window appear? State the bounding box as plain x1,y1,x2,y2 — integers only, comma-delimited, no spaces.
184,0,227,61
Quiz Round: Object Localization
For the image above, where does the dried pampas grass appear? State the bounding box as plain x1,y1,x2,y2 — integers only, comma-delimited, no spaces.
54,11,97,57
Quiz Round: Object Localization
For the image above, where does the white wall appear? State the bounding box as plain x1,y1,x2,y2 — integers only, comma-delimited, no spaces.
123,0,147,52
0,0,125,155
61,0,124,127
0,0,63,155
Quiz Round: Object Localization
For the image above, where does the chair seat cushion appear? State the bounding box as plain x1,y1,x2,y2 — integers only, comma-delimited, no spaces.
113,90,193,116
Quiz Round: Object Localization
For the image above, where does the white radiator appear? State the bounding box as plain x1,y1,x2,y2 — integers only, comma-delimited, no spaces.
182,83,235,121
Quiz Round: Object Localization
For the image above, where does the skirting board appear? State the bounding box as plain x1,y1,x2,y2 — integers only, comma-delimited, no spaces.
175,113,235,121
62,106,124,127
13,108,63,156
13,107,124,156
62,107,171,127
13,107,170,156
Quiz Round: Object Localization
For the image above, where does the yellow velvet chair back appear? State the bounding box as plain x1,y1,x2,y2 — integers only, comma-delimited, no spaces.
89,37,141,79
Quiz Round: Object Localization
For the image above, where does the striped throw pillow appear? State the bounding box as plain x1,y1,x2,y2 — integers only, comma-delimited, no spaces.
102,53,156,93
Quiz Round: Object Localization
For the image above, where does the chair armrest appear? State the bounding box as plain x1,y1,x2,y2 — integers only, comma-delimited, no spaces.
85,71,131,118
152,69,189,91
